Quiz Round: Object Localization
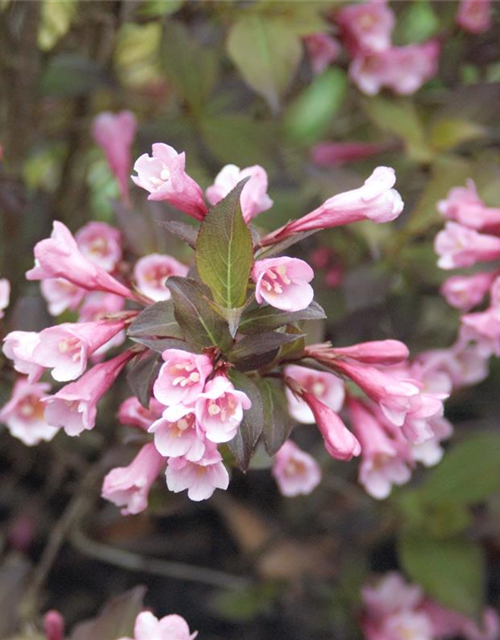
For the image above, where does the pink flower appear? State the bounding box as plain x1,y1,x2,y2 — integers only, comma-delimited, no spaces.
400,391,448,445
284,364,345,424
149,404,205,461
311,141,389,167
362,572,424,616
410,415,453,467
272,440,322,497
262,167,403,245
457,0,492,34
206,164,273,223
43,610,65,640
132,143,207,220
435,222,500,269
0,379,58,446
441,272,496,311
304,33,340,75
329,340,410,366
0,278,10,318
349,51,390,95
43,349,135,436
423,601,499,640
461,308,500,356
301,391,361,461
196,376,251,443
336,0,395,55
438,180,500,231
252,257,314,311
40,279,85,316
92,110,136,203
78,291,125,321
118,396,164,430
166,447,229,501
348,398,411,499
119,611,197,640
3,331,44,382
32,319,126,382
75,221,123,272
153,349,213,407
26,222,134,299
133,253,188,302
101,443,165,515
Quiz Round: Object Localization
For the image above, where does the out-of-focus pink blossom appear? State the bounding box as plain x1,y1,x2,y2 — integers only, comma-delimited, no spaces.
132,143,207,220
3,331,44,382
0,278,10,318
416,341,490,389
43,349,135,436
435,222,500,270
26,222,134,299
363,572,423,616
43,610,65,640
457,0,492,34
149,404,205,461
262,167,403,245
252,257,314,311
311,141,390,167
423,600,499,640
438,180,500,231
272,440,322,497
92,110,136,203
75,222,123,272
102,443,165,515
410,415,453,467
119,611,197,640
461,307,500,356
0,379,58,446
41,278,85,316
153,349,212,407
166,447,229,501
310,246,333,270
440,272,496,311
400,390,448,445
329,340,410,366
284,364,345,424
336,0,395,55
304,33,340,75
118,396,164,430
301,391,361,461
32,320,126,382
324,265,343,288
348,398,411,499
196,376,251,443
133,253,188,302
206,164,273,223
78,291,125,322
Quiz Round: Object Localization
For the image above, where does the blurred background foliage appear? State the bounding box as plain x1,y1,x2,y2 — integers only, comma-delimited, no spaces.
1,1,500,639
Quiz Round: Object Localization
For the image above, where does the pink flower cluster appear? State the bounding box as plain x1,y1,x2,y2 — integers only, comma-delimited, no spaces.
362,572,499,640
119,611,197,640
436,181,500,359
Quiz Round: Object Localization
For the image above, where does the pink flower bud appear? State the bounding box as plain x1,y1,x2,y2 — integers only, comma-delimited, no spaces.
336,0,395,55
196,376,251,443
311,141,390,167
26,222,134,299
41,279,85,316
92,110,136,203
301,392,361,461
119,611,197,640
303,33,340,75
252,257,314,311
102,442,165,515
43,610,65,640
435,222,500,269
3,331,44,382
166,447,229,502
75,222,123,272
440,272,496,311
43,350,136,436
0,379,58,446
32,320,126,382
149,404,205,461
133,253,188,302
272,440,322,497
457,0,492,34
206,164,273,223
331,340,410,365
0,278,10,319
438,180,485,223
132,143,207,220
118,396,164,430
284,364,345,424
153,349,213,407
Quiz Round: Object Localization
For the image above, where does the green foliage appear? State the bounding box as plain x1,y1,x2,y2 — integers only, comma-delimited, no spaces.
227,370,264,471
239,300,326,334
38,0,78,51
258,377,293,455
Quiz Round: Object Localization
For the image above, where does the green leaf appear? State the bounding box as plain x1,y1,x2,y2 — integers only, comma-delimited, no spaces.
157,219,198,249
139,0,184,17
229,331,305,366
394,0,439,44
127,300,183,341
398,531,485,617
429,118,486,152
38,0,78,51
258,378,293,455
127,352,161,408
227,370,264,471
239,300,326,334
256,230,317,260
39,54,107,97
166,277,233,352
196,180,253,310
284,68,347,146
227,15,302,112
418,433,500,505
